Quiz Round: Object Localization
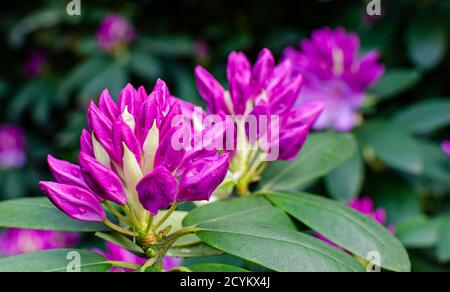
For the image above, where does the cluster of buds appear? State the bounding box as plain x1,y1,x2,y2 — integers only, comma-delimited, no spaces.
194,48,324,194
40,81,230,269
283,27,385,132
96,13,137,55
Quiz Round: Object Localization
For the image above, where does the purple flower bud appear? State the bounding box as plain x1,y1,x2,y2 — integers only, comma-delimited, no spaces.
98,89,119,122
154,126,186,173
79,152,127,205
87,102,115,158
118,84,137,115
177,153,230,202
112,117,141,164
194,66,226,114
39,182,106,222
80,129,94,157
47,155,89,190
136,166,178,215
252,48,275,89
153,79,171,115
96,13,136,53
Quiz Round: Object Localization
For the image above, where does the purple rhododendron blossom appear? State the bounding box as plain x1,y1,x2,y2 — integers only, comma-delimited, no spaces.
443,141,450,157
0,228,79,256
40,81,230,222
316,197,395,249
194,48,323,194
0,125,26,170
195,48,324,161
96,242,182,272
283,27,385,132
96,13,137,53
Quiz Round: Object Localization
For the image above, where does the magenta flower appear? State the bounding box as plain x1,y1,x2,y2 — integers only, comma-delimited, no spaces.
316,197,395,249
0,228,79,256
443,141,450,157
96,242,182,272
96,13,137,53
40,81,230,226
194,48,324,194
24,51,47,78
0,125,26,170
283,27,385,132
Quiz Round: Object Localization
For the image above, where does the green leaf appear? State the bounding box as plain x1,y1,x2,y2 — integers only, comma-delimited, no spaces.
393,99,450,134
190,263,248,272
415,139,450,187
183,197,296,230
406,19,447,70
371,69,421,100
128,51,161,81
166,243,223,258
95,232,145,256
356,120,422,174
0,197,109,232
265,191,411,272
260,132,357,191
437,216,450,262
0,249,111,272
195,220,365,272
396,215,443,249
325,149,364,201
81,62,127,99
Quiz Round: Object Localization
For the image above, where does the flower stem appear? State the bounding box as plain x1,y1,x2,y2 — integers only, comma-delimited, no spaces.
145,213,154,235
153,203,177,231
103,218,139,237
103,201,130,226
107,261,141,271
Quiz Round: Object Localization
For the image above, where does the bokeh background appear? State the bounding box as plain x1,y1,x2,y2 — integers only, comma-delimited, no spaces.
0,0,449,271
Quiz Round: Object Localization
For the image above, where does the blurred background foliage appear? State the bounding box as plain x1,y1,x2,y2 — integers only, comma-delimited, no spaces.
0,0,449,271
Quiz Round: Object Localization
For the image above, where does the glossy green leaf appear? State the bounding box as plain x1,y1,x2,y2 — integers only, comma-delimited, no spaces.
265,191,411,272
0,197,110,232
393,99,450,134
190,263,248,272
415,140,450,187
183,196,296,230
396,215,442,249
371,69,421,100
356,120,422,174
437,216,450,262
325,149,364,201
0,249,111,272
195,220,365,272
260,132,357,191
166,243,223,258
